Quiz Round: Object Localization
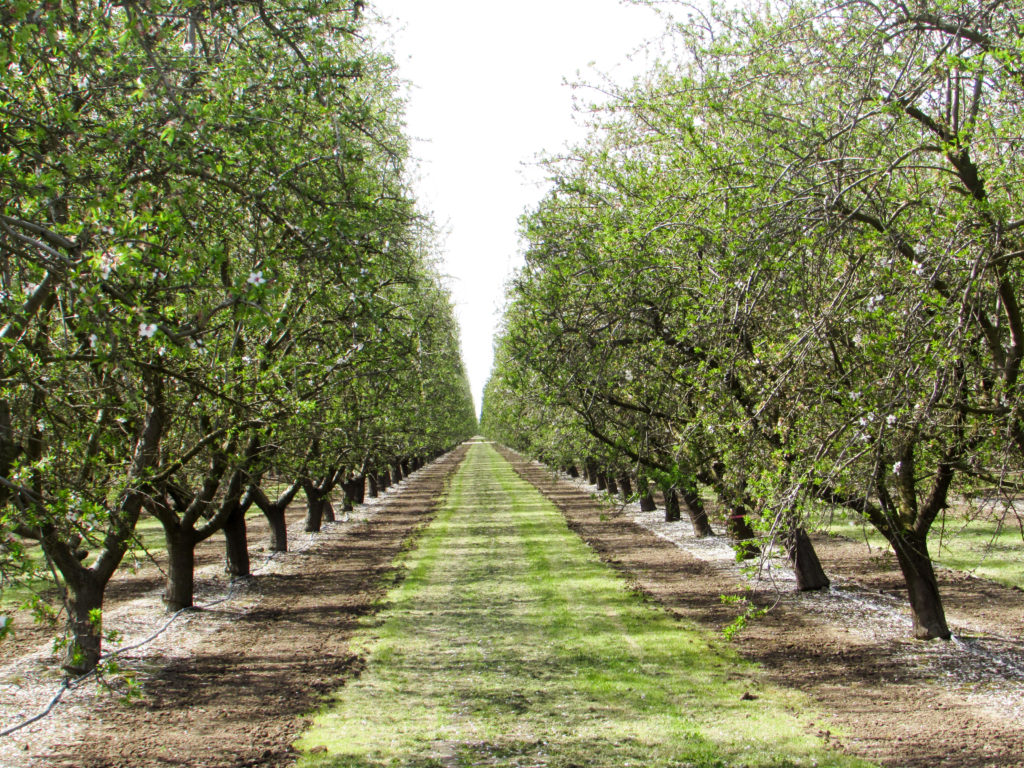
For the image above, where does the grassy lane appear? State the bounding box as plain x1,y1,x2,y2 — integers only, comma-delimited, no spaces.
296,442,873,768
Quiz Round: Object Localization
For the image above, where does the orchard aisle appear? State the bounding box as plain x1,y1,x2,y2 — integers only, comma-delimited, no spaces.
295,441,869,768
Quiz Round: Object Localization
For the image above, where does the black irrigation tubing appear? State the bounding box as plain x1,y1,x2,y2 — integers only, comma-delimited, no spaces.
0,468,424,740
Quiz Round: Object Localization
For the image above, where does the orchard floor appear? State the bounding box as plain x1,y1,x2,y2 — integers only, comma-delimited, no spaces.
0,441,1021,767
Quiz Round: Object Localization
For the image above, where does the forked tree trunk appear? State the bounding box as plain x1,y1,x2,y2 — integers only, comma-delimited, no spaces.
890,531,951,639
679,483,714,538
785,520,829,591
664,487,681,522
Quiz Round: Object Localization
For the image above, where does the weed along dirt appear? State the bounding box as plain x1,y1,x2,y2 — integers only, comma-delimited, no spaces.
295,441,871,768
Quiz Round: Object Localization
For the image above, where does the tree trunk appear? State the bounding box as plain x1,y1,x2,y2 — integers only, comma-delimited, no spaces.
726,507,759,559
637,478,656,511
401,459,411,476
566,464,579,478
304,485,324,533
890,531,951,639
605,474,618,496
264,506,288,552
61,574,104,675
381,468,392,489
785,522,829,591
164,528,197,611
664,487,681,522
222,502,250,578
617,475,632,502
368,472,380,498
354,474,366,503
679,483,715,538
584,459,598,484
392,462,404,482
322,497,336,523
596,473,607,491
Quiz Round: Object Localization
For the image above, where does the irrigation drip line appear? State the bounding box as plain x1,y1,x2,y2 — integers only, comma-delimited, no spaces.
0,467,425,741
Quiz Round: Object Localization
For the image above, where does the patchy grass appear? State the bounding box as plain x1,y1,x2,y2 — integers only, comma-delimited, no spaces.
826,504,1024,589
295,443,874,768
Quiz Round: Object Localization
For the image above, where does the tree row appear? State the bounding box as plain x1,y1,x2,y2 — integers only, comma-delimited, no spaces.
0,0,477,673
482,0,1024,641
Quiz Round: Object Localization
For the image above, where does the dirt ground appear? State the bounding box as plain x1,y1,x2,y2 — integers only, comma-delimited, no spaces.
500,447,1024,768
3,441,1024,768
0,445,466,768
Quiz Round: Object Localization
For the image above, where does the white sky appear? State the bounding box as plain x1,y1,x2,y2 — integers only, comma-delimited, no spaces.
370,1,668,416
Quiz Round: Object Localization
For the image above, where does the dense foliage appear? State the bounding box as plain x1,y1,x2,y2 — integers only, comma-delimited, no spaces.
483,0,1024,639
1,0,476,672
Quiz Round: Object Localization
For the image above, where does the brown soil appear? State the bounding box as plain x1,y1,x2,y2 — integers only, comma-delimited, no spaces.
5,442,1024,768
501,447,1024,768
1,446,466,768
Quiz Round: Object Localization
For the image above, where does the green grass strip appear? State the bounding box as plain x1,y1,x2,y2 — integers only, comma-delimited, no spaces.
296,443,874,768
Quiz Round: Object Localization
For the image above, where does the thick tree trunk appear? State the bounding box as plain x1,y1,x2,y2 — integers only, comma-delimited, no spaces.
62,574,104,675
605,474,619,496
596,473,607,491
401,459,411,476
617,475,632,503
164,528,197,611
392,462,404,482
566,464,579,478
322,497,336,523
639,491,656,512
679,483,715,538
222,502,250,578
367,472,380,498
354,474,365,503
381,468,392,489
664,487,681,522
890,531,951,639
785,522,829,591
584,459,598,484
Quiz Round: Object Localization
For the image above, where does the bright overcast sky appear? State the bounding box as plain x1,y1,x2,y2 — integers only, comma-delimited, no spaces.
369,1,669,416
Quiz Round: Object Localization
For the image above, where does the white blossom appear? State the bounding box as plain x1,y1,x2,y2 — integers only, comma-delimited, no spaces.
139,323,158,338
88,333,98,348
886,414,897,426
247,270,267,286
892,461,902,474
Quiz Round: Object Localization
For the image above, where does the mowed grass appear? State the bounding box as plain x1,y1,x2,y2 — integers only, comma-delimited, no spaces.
826,505,1024,589
295,443,874,768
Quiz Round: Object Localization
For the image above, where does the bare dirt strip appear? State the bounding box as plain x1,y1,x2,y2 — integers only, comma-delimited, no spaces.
499,447,1024,768
0,445,467,768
